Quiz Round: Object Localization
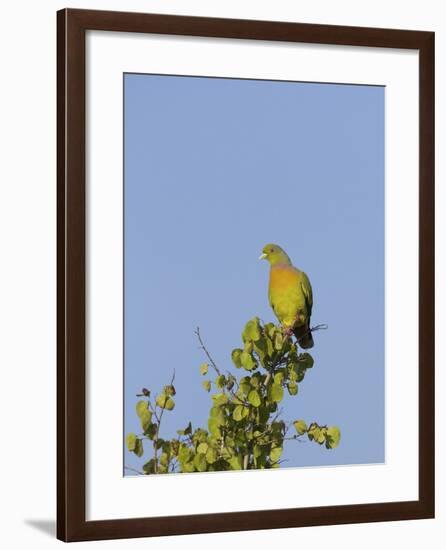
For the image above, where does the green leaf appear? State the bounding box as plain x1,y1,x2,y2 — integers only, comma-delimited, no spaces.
271,420,285,434
231,349,243,368
258,406,269,424
288,364,298,382
163,384,176,396
270,446,282,462
307,424,323,443
244,341,253,353
287,382,298,396
206,447,218,464
274,331,284,351
253,338,267,362
165,398,175,411
126,432,137,452
228,455,243,470
143,459,155,474
250,373,262,388
239,377,251,396
268,383,284,403
273,369,286,384
182,461,195,473
233,405,249,422
199,363,209,375
178,445,192,463
248,389,261,408
140,411,153,432
193,428,208,444
253,444,263,459
212,393,228,406
136,401,153,431
202,380,211,392
299,353,314,368
208,417,222,437
136,400,148,417
145,423,158,440
155,393,166,408
156,394,175,410
193,453,207,472
197,442,209,454
242,317,262,342
160,452,169,466
210,406,225,423
134,438,144,457
293,420,308,435
325,426,341,449
240,351,256,371
317,429,326,444
215,375,226,388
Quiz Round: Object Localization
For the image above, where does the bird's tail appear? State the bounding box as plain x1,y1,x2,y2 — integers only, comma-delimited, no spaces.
293,322,314,349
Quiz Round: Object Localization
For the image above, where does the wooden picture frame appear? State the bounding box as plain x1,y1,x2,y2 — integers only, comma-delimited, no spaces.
57,8,434,542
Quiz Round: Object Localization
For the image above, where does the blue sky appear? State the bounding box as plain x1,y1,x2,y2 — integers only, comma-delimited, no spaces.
124,73,385,475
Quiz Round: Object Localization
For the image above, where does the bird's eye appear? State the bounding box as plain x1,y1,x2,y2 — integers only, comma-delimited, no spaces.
270,248,274,253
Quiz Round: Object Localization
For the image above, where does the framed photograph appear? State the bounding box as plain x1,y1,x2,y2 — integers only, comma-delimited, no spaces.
57,8,434,542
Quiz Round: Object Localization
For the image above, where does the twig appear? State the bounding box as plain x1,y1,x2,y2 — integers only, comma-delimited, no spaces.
294,323,328,345
195,327,222,376
124,465,144,476
195,327,252,407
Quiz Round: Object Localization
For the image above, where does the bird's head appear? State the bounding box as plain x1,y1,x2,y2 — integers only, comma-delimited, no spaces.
259,244,292,266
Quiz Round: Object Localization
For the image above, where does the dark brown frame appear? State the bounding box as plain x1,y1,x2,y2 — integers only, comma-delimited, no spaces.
57,7,435,542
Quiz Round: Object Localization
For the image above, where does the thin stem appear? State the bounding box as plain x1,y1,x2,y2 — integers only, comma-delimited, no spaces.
195,327,222,376
293,323,328,345
124,465,144,476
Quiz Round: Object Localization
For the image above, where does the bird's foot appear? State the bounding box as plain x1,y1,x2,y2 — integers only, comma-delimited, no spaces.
283,326,294,338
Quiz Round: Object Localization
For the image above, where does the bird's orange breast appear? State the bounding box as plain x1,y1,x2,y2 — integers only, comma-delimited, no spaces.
269,264,300,291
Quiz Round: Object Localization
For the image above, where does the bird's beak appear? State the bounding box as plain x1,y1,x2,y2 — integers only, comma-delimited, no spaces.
259,253,267,260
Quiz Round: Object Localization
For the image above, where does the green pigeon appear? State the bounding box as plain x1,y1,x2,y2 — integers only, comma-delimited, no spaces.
259,243,314,349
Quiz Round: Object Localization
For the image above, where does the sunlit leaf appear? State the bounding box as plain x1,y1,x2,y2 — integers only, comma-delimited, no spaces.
248,389,261,408
293,420,307,435
240,351,256,371
325,426,341,449
193,453,207,472
233,405,248,422
242,318,262,342
197,442,209,454
215,375,226,388
126,433,137,452
206,447,218,464
212,393,228,406
199,363,209,375
228,455,243,470
270,446,282,462
268,383,284,403
231,349,243,368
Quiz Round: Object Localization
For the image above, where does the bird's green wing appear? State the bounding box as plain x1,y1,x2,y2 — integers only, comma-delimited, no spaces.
300,271,313,318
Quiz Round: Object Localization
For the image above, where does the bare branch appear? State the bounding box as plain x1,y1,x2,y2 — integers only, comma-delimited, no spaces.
195,327,222,376
124,465,144,476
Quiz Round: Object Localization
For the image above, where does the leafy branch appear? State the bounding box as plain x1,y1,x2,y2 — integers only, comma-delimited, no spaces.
126,317,340,474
